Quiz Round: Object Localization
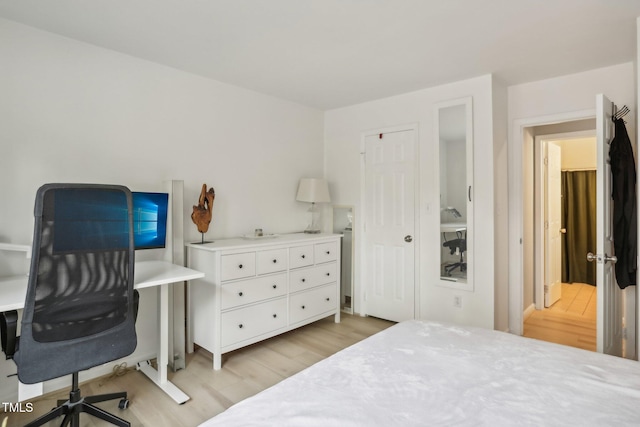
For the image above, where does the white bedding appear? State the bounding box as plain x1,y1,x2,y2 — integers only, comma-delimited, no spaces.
199,320,640,426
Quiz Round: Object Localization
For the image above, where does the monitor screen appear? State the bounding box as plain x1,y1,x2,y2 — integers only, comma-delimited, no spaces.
132,192,169,250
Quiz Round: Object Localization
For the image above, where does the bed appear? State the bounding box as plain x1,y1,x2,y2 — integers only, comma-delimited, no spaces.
199,320,640,426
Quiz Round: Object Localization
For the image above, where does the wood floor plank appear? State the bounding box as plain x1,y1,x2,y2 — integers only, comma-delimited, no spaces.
524,283,596,352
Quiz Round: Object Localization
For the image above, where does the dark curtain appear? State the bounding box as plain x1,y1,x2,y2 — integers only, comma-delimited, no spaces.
561,170,596,285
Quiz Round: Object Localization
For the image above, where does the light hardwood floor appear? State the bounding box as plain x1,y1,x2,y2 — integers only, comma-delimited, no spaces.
523,282,596,351
3,314,394,427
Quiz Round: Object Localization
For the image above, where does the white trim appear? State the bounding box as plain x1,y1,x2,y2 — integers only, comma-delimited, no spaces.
523,303,536,321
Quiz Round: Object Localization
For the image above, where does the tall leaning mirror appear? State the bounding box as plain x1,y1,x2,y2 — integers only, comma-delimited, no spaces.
437,98,473,290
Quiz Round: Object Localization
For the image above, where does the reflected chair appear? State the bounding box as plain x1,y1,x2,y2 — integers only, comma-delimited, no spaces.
0,183,138,427
442,231,467,277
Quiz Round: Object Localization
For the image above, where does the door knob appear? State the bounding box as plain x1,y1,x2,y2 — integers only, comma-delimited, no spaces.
404,235,413,243
560,228,567,234
587,252,618,264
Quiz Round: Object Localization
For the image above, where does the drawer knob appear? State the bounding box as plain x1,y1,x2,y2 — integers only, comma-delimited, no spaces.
301,305,306,309
301,278,306,283
238,264,243,269
273,314,277,318
238,291,243,297
272,284,277,289
301,254,306,259
326,272,330,276
326,297,330,301
326,251,330,255
238,324,244,329
272,259,277,263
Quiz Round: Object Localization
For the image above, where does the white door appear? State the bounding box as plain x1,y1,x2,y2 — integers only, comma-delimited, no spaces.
594,94,624,356
544,142,562,307
364,129,416,322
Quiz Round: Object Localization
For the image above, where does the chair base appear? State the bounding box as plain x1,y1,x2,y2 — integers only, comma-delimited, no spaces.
444,262,467,276
26,373,130,427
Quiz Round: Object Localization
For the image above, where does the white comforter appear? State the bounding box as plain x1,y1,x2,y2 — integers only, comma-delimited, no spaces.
199,320,640,426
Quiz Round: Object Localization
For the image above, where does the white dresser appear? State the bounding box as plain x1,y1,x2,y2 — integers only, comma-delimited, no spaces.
187,233,342,370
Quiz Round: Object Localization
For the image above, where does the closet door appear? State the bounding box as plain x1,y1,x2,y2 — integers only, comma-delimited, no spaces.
363,128,417,322
437,98,474,291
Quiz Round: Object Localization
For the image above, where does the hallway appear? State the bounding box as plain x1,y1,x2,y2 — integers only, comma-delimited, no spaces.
523,282,596,351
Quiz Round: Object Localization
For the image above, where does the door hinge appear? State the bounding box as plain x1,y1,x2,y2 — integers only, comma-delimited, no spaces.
544,157,548,166
544,285,549,293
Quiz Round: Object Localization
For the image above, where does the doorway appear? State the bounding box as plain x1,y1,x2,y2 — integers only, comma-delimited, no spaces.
510,96,633,360
526,130,598,351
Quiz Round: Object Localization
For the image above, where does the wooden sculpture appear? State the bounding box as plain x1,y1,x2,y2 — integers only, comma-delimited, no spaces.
191,184,215,234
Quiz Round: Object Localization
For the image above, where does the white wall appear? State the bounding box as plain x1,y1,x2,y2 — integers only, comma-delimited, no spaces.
325,75,498,329
557,138,597,170
0,18,324,250
508,62,637,335
492,76,509,332
0,18,324,401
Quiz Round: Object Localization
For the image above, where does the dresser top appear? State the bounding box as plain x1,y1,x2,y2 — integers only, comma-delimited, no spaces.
186,232,342,252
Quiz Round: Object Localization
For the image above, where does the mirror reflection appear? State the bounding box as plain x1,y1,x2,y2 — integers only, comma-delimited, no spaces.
439,104,468,283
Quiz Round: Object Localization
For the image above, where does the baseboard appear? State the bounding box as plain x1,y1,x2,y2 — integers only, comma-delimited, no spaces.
523,303,536,321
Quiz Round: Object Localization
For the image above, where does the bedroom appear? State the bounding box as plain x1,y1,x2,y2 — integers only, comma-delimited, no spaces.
1,1,640,426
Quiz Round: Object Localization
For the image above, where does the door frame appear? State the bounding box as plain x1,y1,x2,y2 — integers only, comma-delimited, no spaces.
508,109,595,336
534,130,595,310
359,123,420,319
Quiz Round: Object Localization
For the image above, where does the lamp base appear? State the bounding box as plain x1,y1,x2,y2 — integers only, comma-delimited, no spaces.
303,229,321,234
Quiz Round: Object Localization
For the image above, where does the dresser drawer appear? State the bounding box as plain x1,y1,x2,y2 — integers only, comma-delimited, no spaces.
314,241,338,264
289,262,337,293
257,248,288,275
221,273,287,310
289,245,314,269
221,252,256,281
221,298,287,347
289,283,337,325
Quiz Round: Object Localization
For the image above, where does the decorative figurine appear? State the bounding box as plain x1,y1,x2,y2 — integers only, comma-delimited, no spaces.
191,184,215,243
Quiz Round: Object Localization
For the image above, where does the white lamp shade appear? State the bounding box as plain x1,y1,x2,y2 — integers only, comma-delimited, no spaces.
296,178,331,203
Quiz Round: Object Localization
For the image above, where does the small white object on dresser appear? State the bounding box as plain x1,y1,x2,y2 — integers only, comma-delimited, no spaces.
187,233,342,370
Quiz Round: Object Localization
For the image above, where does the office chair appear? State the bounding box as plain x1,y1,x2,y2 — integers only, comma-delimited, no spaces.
0,183,138,427
442,230,467,277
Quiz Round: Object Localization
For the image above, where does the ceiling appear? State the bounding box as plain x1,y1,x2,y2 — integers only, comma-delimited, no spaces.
1,1,639,110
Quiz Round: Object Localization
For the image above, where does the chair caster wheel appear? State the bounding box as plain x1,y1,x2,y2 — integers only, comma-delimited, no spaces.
118,398,130,409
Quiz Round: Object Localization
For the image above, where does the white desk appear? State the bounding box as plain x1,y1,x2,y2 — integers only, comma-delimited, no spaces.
0,260,204,404
440,222,467,233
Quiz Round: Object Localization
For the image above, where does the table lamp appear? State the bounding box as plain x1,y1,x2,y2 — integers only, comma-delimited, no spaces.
296,178,331,233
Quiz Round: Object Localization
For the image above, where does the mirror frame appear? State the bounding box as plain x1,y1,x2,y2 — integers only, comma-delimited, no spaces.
434,97,474,291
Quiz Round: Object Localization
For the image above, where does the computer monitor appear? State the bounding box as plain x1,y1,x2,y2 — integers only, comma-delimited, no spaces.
132,192,168,250
49,188,168,253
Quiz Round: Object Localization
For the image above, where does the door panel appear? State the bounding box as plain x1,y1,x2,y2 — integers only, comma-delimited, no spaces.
364,130,415,322
545,142,562,307
595,94,624,356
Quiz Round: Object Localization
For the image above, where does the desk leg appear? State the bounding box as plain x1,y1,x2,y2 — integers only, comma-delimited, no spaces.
18,381,42,402
138,282,190,404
